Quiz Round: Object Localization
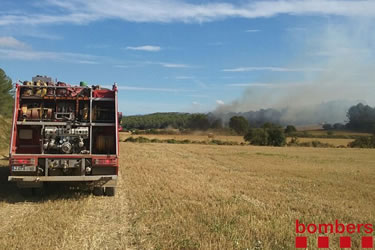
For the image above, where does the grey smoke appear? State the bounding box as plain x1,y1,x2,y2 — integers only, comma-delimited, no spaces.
214,19,375,125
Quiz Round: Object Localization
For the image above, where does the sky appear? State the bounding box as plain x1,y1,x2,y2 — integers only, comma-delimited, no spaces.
0,0,374,115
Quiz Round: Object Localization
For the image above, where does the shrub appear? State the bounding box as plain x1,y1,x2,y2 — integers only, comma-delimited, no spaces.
348,136,375,148
244,127,286,147
244,128,268,146
298,141,335,148
284,125,297,134
323,124,332,130
124,136,137,142
229,116,249,135
268,128,286,146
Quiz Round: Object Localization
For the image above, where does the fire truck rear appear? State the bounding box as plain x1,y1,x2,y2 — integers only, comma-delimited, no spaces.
8,76,120,196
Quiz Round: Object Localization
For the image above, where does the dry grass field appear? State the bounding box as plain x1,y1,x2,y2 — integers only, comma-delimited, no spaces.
0,140,374,249
121,132,355,147
302,129,371,137
287,137,353,147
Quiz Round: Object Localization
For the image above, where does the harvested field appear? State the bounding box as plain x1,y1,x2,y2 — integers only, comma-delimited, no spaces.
121,132,355,147
287,137,353,147
0,142,374,249
0,150,133,250
302,130,370,137
122,143,375,249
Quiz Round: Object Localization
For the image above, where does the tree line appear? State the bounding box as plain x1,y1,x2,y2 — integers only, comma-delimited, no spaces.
124,103,375,133
123,113,223,131
0,68,13,117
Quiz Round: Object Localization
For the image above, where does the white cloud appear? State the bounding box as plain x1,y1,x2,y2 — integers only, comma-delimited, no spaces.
2,0,375,26
0,48,100,64
126,45,161,52
160,63,190,68
76,60,99,65
222,66,325,72
245,29,260,32
216,100,225,105
0,36,28,48
114,65,129,68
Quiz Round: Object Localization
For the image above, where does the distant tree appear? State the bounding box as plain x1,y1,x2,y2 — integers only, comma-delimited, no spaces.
322,124,332,130
123,112,191,130
229,116,249,135
348,136,375,148
188,114,210,130
244,127,286,147
267,128,286,146
333,123,345,130
346,103,375,132
210,118,223,129
0,68,13,117
284,125,297,134
244,128,268,146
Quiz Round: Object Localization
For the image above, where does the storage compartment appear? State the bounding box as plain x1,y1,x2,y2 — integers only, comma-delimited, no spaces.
92,101,115,122
16,126,42,154
92,126,116,154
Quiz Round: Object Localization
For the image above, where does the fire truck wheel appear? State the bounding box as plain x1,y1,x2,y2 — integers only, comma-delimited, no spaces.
105,187,116,196
93,187,104,196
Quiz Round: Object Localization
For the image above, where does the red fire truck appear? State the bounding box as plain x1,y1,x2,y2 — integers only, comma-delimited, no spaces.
8,76,120,196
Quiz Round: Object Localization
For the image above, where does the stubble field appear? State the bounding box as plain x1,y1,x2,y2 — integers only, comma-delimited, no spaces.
0,138,374,249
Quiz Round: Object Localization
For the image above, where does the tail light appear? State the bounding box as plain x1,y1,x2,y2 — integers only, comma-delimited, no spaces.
11,158,36,166
93,158,117,166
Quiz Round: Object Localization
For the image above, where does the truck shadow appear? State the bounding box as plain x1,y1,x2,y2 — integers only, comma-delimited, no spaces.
0,164,92,203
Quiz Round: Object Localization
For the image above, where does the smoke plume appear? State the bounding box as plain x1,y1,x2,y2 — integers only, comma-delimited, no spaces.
214,19,375,125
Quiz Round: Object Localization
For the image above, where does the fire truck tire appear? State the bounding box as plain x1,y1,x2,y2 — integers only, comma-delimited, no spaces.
93,187,104,196
105,187,116,196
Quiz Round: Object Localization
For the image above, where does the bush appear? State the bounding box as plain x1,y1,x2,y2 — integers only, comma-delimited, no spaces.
188,114,210,131
333,123,345,130
298,140,335,148
268,128,286,146
323,124,332,130
348,136,375,148
284,125,297,134
229,116,249,135
244,128,268,146
244,127,286,147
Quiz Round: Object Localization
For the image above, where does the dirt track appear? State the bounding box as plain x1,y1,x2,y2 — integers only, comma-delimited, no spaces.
0,152,132,250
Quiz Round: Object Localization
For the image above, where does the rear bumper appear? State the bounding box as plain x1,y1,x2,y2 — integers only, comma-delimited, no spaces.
8,175,117,187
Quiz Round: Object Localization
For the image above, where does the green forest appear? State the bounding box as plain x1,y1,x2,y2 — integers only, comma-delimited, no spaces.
0,68,14,148
0,68,13,117
123,104,375,134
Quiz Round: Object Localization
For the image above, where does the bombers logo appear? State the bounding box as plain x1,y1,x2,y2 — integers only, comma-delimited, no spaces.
295,220,374,248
